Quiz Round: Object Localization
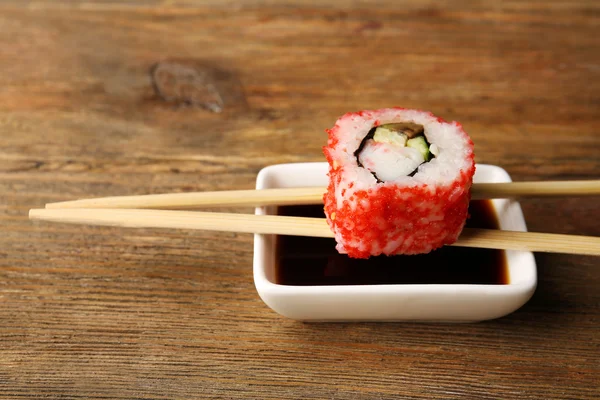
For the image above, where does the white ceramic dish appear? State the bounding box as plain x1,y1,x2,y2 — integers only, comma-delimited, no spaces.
253,163,537,322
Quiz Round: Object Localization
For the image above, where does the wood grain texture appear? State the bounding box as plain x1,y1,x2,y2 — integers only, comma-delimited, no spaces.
0,0,599,399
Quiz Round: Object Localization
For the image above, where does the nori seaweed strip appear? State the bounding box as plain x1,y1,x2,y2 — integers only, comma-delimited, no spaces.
354,126,383,183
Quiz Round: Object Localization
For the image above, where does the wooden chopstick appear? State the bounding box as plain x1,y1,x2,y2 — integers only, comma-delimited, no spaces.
29,208,600,256
45,187,326,210
30,208,332,238
472,180,600,199
44,180,600,210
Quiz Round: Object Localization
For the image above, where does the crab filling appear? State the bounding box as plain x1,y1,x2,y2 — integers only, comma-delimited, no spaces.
355,122,435,182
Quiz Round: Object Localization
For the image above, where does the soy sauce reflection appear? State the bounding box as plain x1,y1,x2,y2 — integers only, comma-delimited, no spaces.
275,200,508,286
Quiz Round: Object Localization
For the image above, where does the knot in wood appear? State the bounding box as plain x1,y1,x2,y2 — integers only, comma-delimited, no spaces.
150,61,224,113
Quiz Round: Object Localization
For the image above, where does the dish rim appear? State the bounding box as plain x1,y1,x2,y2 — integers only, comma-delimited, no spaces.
253,162,537,294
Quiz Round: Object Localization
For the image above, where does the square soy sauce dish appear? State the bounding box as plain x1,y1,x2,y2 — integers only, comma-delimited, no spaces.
253,163,537,322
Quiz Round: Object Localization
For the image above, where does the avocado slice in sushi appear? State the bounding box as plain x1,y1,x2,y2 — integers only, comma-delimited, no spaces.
407,136,432,161
373,126,408,147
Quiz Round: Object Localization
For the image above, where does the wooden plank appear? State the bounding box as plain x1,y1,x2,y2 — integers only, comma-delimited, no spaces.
0,1,599,399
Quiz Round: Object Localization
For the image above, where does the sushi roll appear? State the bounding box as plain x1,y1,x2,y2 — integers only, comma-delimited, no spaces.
323,108,475,259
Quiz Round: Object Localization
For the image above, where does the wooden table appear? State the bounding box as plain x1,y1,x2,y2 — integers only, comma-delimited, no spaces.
1,1,599,398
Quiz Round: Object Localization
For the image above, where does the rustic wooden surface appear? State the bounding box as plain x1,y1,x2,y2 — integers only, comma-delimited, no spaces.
1,1,599,398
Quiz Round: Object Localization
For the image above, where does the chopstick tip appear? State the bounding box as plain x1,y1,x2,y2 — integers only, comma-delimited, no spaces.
45,202,64,209
29,209,42,220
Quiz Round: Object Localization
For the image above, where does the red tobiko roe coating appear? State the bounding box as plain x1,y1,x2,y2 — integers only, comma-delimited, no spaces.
322,108,475,259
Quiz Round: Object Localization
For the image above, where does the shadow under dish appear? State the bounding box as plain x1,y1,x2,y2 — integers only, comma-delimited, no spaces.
276,200,508,286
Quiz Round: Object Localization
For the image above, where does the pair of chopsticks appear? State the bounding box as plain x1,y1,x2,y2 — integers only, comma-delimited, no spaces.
29,180,600,256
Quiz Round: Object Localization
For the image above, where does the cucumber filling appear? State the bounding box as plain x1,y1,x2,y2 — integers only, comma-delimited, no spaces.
355,122,436,182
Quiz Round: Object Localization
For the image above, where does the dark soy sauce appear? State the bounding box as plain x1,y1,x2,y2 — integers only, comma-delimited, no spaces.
276,200,509,286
